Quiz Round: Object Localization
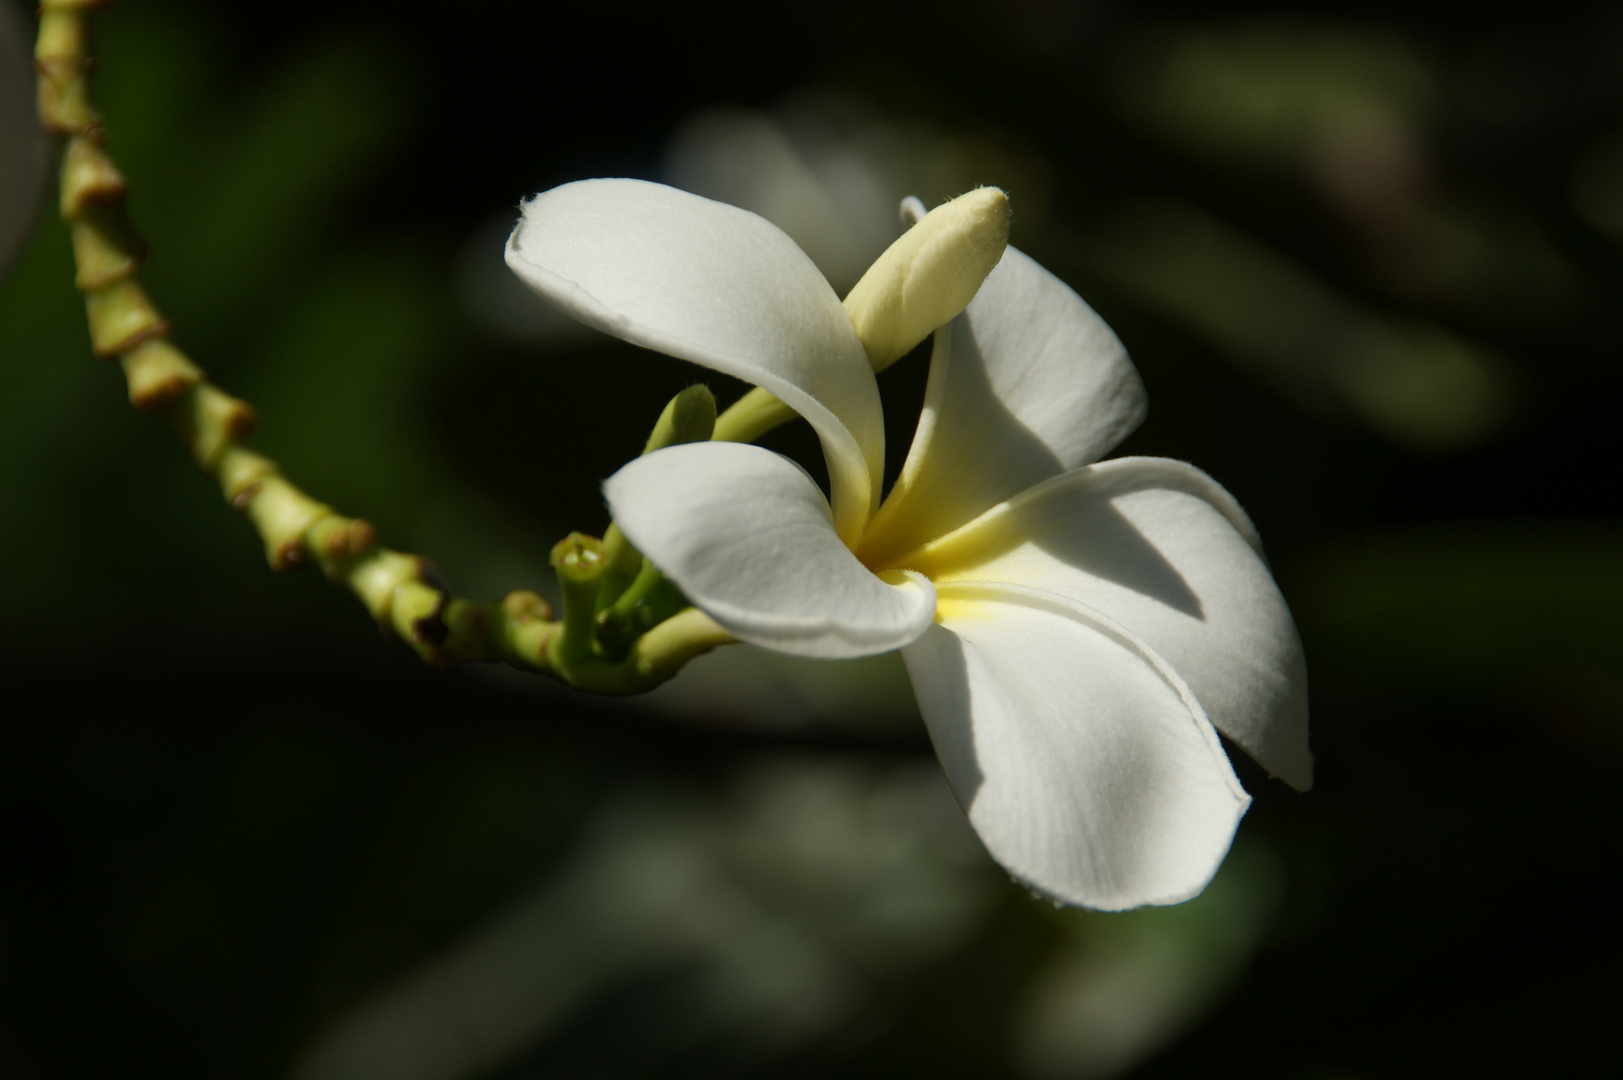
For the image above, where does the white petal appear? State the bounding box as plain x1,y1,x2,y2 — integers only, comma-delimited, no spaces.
904,583,1249,910
860,247,1146,566
507,178,883,541
605,442,936,659
904,458,1311,790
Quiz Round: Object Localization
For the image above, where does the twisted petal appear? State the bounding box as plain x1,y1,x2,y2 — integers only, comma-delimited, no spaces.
507,179,884,541
906,458,1311,790
859,247,1146,566
604,442,937,659
905,583,1250,909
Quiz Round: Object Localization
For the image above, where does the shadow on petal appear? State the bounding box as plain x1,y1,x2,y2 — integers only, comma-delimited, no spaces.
902,587,1248,910
903,317,1069,509
912,476,1205,621
899,625,986,807
864,322,1065,566
1028,497,1205,620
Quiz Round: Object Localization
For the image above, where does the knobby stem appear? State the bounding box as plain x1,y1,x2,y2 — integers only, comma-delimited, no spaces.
30,0,733,692
543,534,732,694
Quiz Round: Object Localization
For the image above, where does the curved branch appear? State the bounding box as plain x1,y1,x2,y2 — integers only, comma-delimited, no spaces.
31,0,731,689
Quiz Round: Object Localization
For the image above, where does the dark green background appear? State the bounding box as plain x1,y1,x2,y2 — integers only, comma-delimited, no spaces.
2,0,1619,1076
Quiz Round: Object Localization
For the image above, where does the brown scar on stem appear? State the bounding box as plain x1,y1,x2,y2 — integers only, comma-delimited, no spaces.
230,483,262,513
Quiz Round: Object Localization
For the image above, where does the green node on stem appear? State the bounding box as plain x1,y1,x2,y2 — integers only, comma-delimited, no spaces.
34,9,98,135
120,339,202,413
59,134,126,219
71,204,145,290
389,578,450,658
437,590,555,669
166,383,256,471
548,532,605,677
85,279,167,357
305,515,377,578
346,549,425,625
242,474,332,571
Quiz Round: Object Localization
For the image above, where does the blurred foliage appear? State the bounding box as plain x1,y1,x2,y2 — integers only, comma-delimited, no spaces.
1302,524,1623,677
1016,840,1282,1079
0,0,42,272
1296,523,1623,758
1571,125,1623,241
1112,22,1438,170
1084,197,1516,449
2,0,1621,1078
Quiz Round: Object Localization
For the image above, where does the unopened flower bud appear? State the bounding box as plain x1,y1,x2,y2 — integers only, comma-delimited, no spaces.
842,186,1010,371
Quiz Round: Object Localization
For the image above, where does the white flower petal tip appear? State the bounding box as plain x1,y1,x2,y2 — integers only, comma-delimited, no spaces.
1255,673,1312,793
505,178,883,539
843,186,1010,371
605,442,938,660
904,586,1251,910
962,247,1147,470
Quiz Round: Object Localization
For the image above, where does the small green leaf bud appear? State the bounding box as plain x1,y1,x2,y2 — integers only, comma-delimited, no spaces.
642,383,716,455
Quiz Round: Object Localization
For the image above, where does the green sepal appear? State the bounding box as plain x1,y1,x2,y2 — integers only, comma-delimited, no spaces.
593,558,690,662
595,384,716,613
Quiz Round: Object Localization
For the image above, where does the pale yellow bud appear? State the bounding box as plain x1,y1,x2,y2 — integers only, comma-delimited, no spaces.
842,187,1010,371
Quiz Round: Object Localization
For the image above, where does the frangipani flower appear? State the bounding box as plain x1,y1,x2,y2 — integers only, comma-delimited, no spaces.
507,179,1310,910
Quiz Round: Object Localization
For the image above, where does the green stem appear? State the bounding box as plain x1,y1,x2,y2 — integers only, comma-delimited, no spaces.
29,1,736,691
711,385,798,443
548,533,605,676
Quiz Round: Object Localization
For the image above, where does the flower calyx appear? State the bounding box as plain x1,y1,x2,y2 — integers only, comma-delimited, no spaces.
543,386,731,692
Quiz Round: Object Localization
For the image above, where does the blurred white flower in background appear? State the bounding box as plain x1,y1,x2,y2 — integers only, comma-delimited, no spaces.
289,756,1285,1080
665,106,890,294
461,89,1050,347
664,89,1050,293
0,0,46,277
290,759,999,1080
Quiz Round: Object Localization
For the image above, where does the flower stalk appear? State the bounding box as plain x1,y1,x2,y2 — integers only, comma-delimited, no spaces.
29,2,729,691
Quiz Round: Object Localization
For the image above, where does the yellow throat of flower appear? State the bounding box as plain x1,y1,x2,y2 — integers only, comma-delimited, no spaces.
842,187,1010,371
